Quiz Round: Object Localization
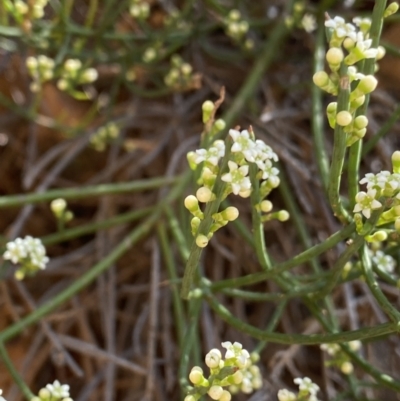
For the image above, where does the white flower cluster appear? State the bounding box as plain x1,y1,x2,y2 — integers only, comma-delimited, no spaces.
285,3,316,33
57,59,98,96
3,236,49,280
353,151,400,229
31,380,72,401
185,116,285,248
371,249,396,275
277,377,320,401
223,10,253,50
26,55,55,92
129,0,150,20
90,122,120,151
185,342,262,401
313,9,396,147
164,55,200,92
320,340,361,375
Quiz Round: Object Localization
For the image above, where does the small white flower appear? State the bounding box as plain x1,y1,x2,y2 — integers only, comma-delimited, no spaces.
221,341,250,368
229,129,257,162
353,189,382,218
259,159,280,181
3,239,27,264
205,348,222,368
277,389,296,401
320,343,340,356
221,161,251,195
0,389,6,401
46,380,70,399
301,13,317,33
372,250,396,274
325,16,356,39
193,141,225,166
294,377,320,396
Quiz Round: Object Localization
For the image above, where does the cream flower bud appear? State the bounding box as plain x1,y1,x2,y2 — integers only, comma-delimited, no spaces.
205,349,222,368
336,110,353,126
208,385,224,400
326,47,344,65
202,100,214,123
392,151,400,173
377,45,386,60
384,2,399,18
313,71,329,87
51,198,67,215
341,361,354,374
358,75,378,94
354,115,368,129
184,195,200,212
260,200,273,212
189,366,204,384
222,206,239,221
196,186,213,203
26,56,38,70
39,388,51,399
214,119,226,131
277,210,289,221
196,234,209,248
232,370,243,384
349,340,361,351
219,390,232,401
184,396,196,401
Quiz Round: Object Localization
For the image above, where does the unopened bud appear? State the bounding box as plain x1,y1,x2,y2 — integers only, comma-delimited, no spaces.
336,110,353,126
189,366,204,384
326,47,344,65
220,390,232,401
196,186,213,203
196,234,209,248
341,361,354,375
184,195,200,212
384,2,399,18
208,385,224,400
202,100,214,123
358,75,378,95
377,46,386,60
260,200,273,212
221,206,239,221
392,151,400,173
313,71,329,87
354,115,368,129
277,210,289,221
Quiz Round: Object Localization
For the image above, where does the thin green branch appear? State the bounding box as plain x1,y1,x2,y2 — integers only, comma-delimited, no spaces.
0,175,180,208
205,292,396,344
328,67,351,224
210,223,355,291
0,341,35,400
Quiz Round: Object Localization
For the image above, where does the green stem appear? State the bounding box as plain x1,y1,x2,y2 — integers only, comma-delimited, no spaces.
157,223,186,350
328,66,351,224
0,175,180,208
210,223,355,291
205,292,396,344
360,244,400,322
179,299,202,392
249,163,272,271
312,18,330,191
41,206,153,245
0,341,35,400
